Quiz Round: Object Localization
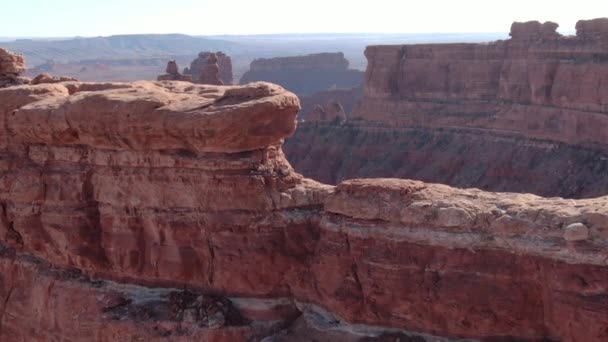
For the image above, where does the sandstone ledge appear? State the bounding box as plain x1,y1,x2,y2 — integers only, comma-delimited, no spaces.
1,81,607,341
1,80,300,153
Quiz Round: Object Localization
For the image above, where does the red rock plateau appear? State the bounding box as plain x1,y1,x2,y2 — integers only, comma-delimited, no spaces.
239,52,364,96
285,18,608,198
185,51,233,85
2,65,608,340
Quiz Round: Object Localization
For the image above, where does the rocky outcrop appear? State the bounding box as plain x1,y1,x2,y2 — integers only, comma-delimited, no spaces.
240,52,364,96
299,85,363,121
285,19,608,198
306,101,346,123
157,60,193,82
1,48,79,88
510,20,560,40
576,17,608,40
1,79,608,341
30,73,78,85
0,48,29,87
198,53,223,85
185,51,232,85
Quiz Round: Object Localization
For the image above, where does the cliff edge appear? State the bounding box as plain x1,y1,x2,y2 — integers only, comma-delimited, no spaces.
1,74,607,341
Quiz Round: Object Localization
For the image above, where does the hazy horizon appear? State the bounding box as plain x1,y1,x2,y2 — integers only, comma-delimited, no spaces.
1,0,604,37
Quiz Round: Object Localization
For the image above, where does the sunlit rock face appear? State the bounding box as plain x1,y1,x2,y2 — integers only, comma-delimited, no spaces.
1,74,608,341
284,18,608,198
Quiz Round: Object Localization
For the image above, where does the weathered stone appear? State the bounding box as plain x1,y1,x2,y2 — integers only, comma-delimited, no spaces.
564,222,589,241
510,20,561,40
576,17,608,40
30,72,78,84
186,51,233,85
157,60,193,82
0,47,29,87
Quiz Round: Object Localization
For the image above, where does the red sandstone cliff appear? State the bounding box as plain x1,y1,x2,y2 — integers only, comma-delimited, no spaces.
1,75,608,341
284,18,608,198
239,52,364,96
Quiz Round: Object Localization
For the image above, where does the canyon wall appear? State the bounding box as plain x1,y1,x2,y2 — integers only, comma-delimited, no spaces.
240,52,363,96
1,78,608,341
284,19,608,198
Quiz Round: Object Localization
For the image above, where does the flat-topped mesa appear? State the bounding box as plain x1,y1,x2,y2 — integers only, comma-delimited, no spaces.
358,18,608,145
240,52,364,96
157,60,193,81
248,52,350,71
0,47,29,87
576,17,608,40
510,20,561,40
185,51,233,85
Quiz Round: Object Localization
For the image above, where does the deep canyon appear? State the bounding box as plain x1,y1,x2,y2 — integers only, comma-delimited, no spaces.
0,18,607,342
285,19,608,198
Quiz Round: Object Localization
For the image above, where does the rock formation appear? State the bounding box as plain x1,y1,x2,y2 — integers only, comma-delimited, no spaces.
197,52,223,85
1,48,78,88
30,72,78,85
299,85,363,121
0,48,29,87
306,101,347,123
510,20,560,40
157,60,193,81
239,52,364,96
576,17,608,40
185,51,233,85
285,19,608,198
1,78,608,341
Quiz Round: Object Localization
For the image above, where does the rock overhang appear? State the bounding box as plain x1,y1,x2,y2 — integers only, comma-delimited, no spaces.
1,80,301,153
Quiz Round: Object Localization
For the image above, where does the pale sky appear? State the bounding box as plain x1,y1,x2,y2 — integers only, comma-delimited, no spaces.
1,0,605,37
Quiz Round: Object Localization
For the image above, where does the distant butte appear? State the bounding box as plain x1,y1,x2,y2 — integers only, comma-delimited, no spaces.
239,52,363,96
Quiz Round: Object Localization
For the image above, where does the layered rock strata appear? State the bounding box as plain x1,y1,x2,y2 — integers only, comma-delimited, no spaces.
285,18,608,198
1,79,608,341
240,52,364,96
